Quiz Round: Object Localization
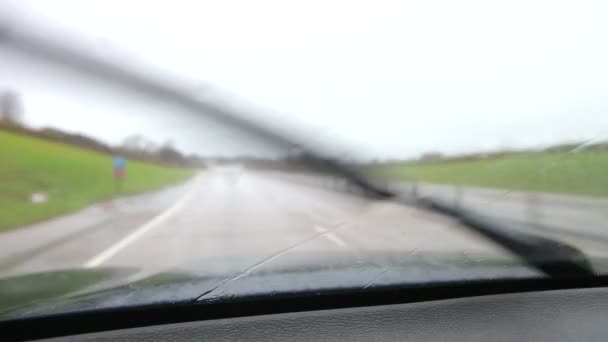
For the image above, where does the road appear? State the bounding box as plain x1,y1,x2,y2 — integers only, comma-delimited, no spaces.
406,183,608,246
1,166,607,288
280,172,608,241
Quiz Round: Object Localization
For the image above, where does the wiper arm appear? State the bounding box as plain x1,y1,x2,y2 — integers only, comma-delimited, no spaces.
417,196,593,276
0,23,593,278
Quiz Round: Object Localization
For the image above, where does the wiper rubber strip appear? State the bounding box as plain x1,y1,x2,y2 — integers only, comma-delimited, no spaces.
416,196,594,277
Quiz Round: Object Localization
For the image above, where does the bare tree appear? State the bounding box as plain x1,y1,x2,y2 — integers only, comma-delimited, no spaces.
0,90,23,125
419,151,443,162
121,134,146,153
143,141,158,154
158,139,184,164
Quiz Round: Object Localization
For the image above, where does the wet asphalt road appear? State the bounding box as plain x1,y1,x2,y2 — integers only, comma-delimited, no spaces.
0,166,518,280
407,183,608,257
412,183,608,236
284,172,608,260
0,166,607,282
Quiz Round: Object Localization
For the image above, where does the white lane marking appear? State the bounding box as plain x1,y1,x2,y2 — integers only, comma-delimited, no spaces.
314,225,346,247
83,179,198,268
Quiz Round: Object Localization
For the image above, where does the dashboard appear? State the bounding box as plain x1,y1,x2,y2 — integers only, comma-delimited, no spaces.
42,286,608,341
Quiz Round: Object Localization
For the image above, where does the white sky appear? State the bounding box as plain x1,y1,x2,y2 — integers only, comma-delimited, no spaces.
1,0,608,159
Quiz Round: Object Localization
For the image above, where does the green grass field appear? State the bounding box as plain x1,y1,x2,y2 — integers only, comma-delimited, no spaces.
377,151,608,197
0,130,195,231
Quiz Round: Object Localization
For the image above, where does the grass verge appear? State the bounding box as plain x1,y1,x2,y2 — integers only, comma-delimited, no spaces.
0,269,113,314
376,151,608,197
0,130,195,231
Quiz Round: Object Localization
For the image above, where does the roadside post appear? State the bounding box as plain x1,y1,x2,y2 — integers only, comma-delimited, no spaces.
112,155,127,196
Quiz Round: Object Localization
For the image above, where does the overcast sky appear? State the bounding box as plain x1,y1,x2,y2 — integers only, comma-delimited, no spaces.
1,0,608,159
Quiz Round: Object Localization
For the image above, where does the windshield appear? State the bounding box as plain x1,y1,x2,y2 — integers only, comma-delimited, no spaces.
1,0,608,318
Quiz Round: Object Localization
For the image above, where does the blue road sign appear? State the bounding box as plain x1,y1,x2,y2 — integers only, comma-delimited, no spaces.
112,156,127,180
112,156,126,171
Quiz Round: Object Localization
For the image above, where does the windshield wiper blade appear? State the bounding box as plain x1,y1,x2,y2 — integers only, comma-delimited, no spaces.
1,23,593,278
277,157,595,277
417,196,593,276
323,168,593,276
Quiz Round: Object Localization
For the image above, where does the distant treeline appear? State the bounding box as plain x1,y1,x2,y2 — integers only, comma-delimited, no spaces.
0,121,204,168
376,141,608,166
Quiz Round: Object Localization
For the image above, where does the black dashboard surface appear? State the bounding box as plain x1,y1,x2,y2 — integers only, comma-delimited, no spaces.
46,287,608,341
